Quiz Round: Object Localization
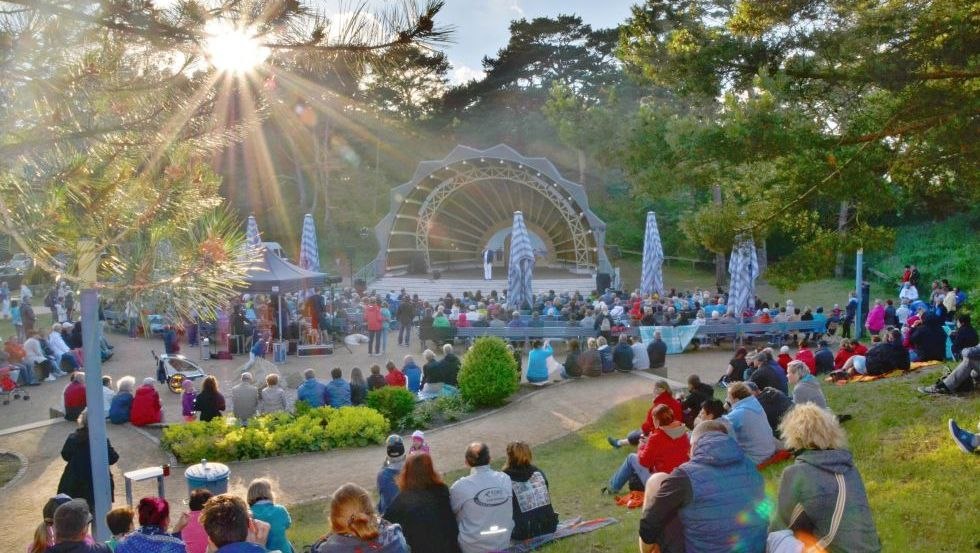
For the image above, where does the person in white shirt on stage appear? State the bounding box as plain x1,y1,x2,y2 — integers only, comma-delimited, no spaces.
483,248,493,280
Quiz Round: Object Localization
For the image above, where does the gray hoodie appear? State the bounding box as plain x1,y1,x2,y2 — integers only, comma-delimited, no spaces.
791,376,828,409
312,520,408,553
773,449,882,553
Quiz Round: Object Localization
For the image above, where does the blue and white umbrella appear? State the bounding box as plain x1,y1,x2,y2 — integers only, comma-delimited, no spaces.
245,215,262,250
727,235,760,316
507,211,535,311
639,211,665,296
299,213,320,272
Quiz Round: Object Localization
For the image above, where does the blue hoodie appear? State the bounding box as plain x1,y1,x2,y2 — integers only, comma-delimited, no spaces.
297,378,327,408
325,378,352,408
402,362,422,393
723,395,777,465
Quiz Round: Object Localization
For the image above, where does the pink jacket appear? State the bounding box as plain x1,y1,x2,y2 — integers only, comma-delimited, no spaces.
865,304,886,332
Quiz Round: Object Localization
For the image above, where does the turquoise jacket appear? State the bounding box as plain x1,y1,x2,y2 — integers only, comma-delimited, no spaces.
526,345,553,383
250,500,293,553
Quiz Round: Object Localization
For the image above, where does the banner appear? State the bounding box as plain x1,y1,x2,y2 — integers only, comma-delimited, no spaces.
639,325,700,354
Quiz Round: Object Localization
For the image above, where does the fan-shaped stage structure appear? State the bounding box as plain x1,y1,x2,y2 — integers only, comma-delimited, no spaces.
370,145,612,278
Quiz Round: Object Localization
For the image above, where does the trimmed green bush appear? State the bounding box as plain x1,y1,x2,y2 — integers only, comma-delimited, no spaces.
160,405,389,463
458,337,519,407
366,386,417,425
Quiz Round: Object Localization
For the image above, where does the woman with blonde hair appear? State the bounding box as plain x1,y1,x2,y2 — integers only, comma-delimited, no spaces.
579,336,600,377
247,478,294,553
772,404,881,552
502,441,558,540
312,483,408,553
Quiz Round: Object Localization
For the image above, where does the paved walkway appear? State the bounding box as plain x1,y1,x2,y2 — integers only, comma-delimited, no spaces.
0,332,732,551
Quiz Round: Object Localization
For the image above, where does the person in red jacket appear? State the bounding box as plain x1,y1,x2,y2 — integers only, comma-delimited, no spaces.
834,339,857,369
63,372,87,422
384,361,406,388
852,340,868,355
130,377,162,426
364,298,384,357
603,404,690,494
776,346,793,371
608,380,683,448
794,340,817,375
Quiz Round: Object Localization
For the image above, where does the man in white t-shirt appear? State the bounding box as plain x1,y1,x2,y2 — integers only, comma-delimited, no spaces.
450,442,513,553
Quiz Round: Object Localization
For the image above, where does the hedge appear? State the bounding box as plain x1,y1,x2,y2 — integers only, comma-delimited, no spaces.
161,405,389,463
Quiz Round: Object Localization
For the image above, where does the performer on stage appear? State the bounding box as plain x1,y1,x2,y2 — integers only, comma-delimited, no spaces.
483,247,494,280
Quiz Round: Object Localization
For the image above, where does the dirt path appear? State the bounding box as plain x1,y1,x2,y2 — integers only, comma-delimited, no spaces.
0,331,732,551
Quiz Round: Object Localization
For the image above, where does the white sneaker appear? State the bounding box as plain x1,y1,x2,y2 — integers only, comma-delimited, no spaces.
45,375,56,382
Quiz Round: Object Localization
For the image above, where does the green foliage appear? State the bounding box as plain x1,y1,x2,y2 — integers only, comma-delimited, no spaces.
402,394,476,429
457,337,519,407
365,387,417,426
160,406,389,463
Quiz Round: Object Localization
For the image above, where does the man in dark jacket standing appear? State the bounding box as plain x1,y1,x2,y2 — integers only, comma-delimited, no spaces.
647,331,667,369
638,421,767,553
396,295,416,347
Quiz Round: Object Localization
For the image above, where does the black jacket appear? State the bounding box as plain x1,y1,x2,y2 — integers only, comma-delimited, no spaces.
367,373,387,391
952,323,979,354
395,301,416,324
563,351,583,377
438,353,461,386
612,343,634,372
503,464,559,541
910,314,947,362
45,541,111,553
194,390,226,422
384,485,460,553
757,388,793,434
57,428,119,509
647,340,667,369
814,347,835,374
865,341,910,376
350,382,367,406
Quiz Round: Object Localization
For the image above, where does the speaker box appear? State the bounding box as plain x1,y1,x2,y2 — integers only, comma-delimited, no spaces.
297,345,333,356
596,272,611,292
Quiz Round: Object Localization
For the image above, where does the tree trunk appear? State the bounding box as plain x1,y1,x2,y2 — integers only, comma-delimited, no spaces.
834,200,849,277
757,238,768,276
577,148,587,186
713,185,726,286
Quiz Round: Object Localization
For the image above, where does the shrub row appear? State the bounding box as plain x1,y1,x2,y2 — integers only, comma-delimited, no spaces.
161,405,389,463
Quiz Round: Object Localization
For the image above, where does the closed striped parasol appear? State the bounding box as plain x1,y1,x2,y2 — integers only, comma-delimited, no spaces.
507,211,535,311
640,211,665,296
245,215,262,250
299,213,320,272
727,235,759,316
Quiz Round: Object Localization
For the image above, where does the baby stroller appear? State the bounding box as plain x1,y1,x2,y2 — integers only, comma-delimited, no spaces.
0,365,29,405
152,350,207,394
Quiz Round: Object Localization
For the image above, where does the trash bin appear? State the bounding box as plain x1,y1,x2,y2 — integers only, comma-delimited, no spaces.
184,459,229,495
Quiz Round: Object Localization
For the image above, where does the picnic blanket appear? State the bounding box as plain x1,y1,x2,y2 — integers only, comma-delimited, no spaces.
615,491,646,509
825,360,943,385
504,517,619,552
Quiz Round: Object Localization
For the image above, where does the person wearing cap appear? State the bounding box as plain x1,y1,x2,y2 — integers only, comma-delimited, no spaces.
376,435,406,515
130,378,163,426
47,499,111,553
449,443,513,553
58,410,119,512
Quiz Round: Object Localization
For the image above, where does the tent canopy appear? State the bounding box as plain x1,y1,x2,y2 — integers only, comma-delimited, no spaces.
244,248,327,293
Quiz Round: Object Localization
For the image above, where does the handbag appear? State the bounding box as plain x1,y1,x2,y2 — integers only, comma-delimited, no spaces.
768,472,847,553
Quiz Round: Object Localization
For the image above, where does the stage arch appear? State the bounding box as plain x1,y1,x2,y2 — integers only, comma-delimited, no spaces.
370,144,612,276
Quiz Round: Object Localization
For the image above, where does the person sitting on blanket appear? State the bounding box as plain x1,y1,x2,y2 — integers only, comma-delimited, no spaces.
919,345,980,395
607,380,683,448
638,420,768,553
722,382,779,465
948,419,979,454
771,404,882,553
814,340,835,374
863,328,910,376
833,339,857,370
602,404,690,495
502,441,559,540
787,360,827,409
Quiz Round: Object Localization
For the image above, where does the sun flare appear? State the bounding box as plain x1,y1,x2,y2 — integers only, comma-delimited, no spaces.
204,21,269,74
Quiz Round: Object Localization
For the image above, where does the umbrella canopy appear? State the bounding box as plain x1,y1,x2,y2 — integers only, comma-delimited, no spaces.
245,215,262,249
507,211,535,310
727,236,760,316
244,248,327,294
639,211,665,296
299,213,320,272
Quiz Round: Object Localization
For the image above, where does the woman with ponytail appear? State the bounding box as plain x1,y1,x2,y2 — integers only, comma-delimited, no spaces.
311,483,408,553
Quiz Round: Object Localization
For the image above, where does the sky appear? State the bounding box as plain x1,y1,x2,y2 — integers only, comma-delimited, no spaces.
435,0,637,83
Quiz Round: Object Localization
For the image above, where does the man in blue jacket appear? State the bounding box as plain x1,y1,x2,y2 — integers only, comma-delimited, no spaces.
296,368,326,408
324,368,352,408
639,420,767,553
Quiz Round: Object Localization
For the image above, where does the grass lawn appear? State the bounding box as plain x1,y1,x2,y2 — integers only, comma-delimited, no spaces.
286,367,979,552
0,453,22,488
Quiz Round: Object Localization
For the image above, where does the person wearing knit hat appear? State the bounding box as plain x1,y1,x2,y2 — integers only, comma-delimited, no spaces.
376,435,405,515
408,430,430,456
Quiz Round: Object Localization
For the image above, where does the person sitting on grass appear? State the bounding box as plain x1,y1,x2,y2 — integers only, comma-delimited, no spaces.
744,381,794,436
502,441,559,540
814,340,835,374
115,497,186,553
608,380,683,449
450,443,514,553
772,404,882,552
247,478,294,553
579,337,601,377
638,420,767,553
863,328,910,376
919,345,980,395
794,340,816,374
596,336,614,373
777,346,793,371
383,453,461,553
199,493,272,553
647,331,667,369
722,382,778,465
631,335,650,370
312,483,408,553
350,367,368,406
603,404,690,495
679,374,715,429
561,339,583,378
748,350,789,395
170,488,212,553
787,360,827,409
692,398,727,428
721,347,750,384
130,378,162,426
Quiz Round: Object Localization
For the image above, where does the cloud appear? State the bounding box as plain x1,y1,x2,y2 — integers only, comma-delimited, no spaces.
449,63,487,85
